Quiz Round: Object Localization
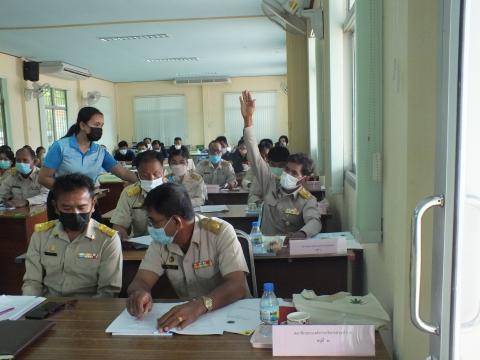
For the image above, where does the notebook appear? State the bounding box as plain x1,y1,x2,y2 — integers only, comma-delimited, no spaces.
0,320,55,359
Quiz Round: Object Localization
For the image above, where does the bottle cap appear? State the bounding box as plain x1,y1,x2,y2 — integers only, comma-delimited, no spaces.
263,282,274,292
251,221,259,227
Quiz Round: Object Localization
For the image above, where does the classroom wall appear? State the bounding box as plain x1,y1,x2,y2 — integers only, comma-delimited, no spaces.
114,76,288,147
321,0,438,358
0,52,117,151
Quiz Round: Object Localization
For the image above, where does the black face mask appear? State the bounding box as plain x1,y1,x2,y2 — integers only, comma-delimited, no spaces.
58,212,89,231
87,127,103,142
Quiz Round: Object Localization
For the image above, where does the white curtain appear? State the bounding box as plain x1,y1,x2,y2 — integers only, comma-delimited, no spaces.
224,91,279,146
134,95,186,145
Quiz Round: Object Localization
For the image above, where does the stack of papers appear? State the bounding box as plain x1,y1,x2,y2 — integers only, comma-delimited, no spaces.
106,298,289,336
0,296,46,321
194,205,229,213
126,235,153,249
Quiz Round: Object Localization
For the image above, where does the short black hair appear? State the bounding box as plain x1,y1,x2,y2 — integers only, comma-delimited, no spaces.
237,138,245,147
17,147,36,160
52,173,95,201
168,148,188,163
143,137,152,142
35,146,45,155
174,137,182,142
258,141,273,153
118,140,128,148
260,138,274,147
144,183,194,220
267,146,290,163
0,145,12,152
152,140,161,146
136,141,147,149
287,153,314,176
134,150,164,168
215,136,228,145
279,135,289,144
0,148,14,163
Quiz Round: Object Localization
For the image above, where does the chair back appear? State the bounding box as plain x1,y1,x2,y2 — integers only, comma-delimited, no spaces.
235,229,258,297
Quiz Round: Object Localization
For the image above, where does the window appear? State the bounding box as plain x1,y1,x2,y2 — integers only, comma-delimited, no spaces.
43,89,68,146
344,5,356,174
133,95,186,145
0,81,8,145
224,91,278,146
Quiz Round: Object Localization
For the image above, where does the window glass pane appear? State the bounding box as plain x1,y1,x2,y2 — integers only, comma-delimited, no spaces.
349,0,356,10
44,89,52,106
45,109,55,145
53,89,66,107
55,109,68,138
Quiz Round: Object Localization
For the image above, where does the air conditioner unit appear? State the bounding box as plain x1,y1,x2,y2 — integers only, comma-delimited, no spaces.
39,61,91,80
173,77,231,86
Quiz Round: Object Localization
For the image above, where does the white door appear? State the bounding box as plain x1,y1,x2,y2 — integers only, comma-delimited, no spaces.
409,0,480,359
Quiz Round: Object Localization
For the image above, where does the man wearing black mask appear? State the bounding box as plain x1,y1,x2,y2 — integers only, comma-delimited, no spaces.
22,173,123,298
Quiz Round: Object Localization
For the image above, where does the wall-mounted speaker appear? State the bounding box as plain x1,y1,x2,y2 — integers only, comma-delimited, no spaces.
23,61,39,82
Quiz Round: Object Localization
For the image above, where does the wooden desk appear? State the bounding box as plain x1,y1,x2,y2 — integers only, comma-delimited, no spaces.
98,180,126,215
198,204,258,233
206,188,250,205
0,206,48,294
21,298,389,360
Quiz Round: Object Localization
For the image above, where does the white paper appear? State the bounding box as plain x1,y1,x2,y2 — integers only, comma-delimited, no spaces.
106,302,226,336
289,238,347,256
0,295,46,320
126,235,153,247
198,205,229,213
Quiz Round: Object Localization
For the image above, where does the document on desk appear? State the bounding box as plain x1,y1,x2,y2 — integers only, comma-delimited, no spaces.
0,295,46,321
106,302,226,336
126,235,153,248
196,205,229,213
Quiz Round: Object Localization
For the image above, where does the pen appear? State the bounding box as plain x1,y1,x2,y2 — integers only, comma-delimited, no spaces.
0,307,15,316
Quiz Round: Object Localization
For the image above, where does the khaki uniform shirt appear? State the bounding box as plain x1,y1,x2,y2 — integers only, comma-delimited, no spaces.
166,170,207,207
0,168,15,183
196,160,236,187
139,215,250,299
110,183,148,237
243,126,322,237
0,167,49,205
22,219,123,298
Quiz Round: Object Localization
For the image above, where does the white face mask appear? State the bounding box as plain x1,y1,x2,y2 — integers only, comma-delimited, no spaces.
171,164,187,177
174,144,181,150
140,177,163,193
280,171,300,190
119,149,127,155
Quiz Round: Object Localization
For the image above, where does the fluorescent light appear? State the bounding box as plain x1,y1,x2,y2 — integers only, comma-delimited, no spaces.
98,33,169,42
146,57,199,63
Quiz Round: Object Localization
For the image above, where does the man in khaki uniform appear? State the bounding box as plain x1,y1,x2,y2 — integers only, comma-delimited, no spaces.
22,173,122,297
111,150,165,241
127,183,249,333
240,90,322,240
0,147,49,207
196,141,237,189
166,148,207,207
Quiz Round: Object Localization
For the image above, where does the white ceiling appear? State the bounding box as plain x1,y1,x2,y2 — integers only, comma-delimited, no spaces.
0,0,287,82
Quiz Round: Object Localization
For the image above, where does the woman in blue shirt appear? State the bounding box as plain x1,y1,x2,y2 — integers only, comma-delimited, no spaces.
39,106,138,219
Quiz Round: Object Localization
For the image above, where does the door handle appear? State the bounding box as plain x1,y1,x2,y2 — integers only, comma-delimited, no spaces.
410,195,444,335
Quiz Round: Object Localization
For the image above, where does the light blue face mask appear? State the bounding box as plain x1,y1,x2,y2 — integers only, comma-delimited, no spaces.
270,167,284,177
0,160,11,170
209,154,222,164
16,162,32,175
148,217,177,246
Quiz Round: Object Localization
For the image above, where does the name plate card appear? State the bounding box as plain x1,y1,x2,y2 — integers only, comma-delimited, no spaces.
289,238,347,256
272,325,375,357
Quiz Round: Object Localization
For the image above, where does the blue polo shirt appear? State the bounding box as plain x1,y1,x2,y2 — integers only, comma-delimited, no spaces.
43,136,117,183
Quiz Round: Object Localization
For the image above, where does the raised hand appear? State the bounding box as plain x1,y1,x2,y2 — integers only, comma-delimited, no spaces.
239,90,256,126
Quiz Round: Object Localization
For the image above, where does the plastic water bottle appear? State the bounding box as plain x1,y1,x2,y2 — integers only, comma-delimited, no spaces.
259,282,279,325
250,221,263,247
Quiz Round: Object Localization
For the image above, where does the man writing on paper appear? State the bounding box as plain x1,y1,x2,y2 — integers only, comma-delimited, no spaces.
126,183,250,332
240,90,322,242
110,150,165,241
22,174,122,297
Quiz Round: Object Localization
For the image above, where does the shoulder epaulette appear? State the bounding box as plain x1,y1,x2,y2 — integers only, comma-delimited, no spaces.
34,220,57,233
97,223,116,238
221,161,232,168
299,187,314,200
199,160,210,166
126,184,141,197
8,168,17,175
190,171,201,181
200,218,222,234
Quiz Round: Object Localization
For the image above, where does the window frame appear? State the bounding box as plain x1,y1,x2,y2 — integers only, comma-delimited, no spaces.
44,88,68,144
0,81,8,146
